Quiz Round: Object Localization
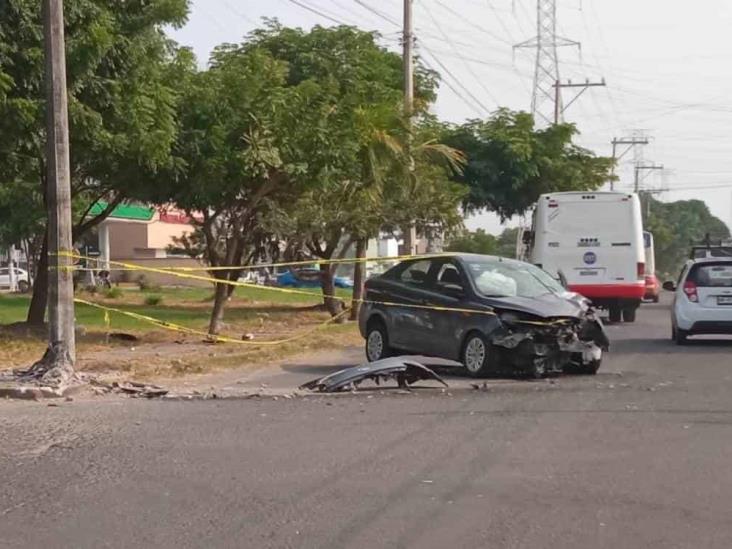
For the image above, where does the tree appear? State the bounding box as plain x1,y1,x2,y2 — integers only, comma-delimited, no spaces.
445,229,497,255
644,196,730,279
0,0,189,324
445,227,519,258
151,44,320,335
238,23,465,317
443,109,615,220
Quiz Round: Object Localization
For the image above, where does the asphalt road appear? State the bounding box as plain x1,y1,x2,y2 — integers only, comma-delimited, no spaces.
3,299,732,549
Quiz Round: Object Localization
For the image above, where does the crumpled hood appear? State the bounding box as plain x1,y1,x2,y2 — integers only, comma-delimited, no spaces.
478,292,586,319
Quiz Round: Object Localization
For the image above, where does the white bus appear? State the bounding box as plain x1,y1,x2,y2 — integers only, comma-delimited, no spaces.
524,191,646,323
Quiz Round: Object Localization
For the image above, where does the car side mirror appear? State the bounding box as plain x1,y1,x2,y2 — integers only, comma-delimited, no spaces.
662,281,676,292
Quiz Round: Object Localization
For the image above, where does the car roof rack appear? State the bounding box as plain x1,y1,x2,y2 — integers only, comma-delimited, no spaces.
690,233,732,259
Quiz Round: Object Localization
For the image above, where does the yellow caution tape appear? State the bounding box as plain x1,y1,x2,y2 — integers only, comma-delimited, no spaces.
62,252,574,329
57,251,453,272
75,298,352,346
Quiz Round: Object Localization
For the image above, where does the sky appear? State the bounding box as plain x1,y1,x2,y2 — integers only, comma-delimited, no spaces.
170,0,732,235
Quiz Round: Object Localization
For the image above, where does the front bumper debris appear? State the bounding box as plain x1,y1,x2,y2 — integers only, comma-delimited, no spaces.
300,358,448,393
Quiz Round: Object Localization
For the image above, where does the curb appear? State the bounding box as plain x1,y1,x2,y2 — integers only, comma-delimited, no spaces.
0,382,87,401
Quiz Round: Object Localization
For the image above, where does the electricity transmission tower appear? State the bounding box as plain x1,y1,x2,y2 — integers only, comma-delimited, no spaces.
514,0,580,125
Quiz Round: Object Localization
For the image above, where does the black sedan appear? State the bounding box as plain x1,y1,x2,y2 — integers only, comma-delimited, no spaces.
358,254,609,378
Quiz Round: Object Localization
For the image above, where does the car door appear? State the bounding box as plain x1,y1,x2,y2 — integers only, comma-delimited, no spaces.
386,259,439,353
0,268,8,288
421,260,473,359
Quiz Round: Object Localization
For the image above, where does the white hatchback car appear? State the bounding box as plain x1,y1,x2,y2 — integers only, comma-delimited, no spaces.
664,258,732,344
0,267,31,293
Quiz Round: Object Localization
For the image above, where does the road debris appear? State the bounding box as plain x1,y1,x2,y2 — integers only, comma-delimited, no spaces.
299,358,448,393
91,380,168,398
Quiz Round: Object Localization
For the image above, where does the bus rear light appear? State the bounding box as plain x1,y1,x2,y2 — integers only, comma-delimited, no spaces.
637,262,645,279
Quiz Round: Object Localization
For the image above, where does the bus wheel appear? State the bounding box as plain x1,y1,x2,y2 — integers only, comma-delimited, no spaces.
622,307,637,323
608,306,622,324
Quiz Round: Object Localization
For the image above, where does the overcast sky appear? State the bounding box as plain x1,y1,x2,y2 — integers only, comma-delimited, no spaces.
170,0,732,234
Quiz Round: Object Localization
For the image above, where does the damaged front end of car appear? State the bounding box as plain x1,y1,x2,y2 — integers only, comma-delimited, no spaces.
490,307,610,378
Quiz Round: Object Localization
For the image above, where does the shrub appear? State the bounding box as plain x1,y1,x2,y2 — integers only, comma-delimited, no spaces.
144,294,163,306
104,287,123,299
137,275,161,292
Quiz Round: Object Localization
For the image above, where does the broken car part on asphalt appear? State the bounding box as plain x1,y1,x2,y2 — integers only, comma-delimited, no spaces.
299,358,448,393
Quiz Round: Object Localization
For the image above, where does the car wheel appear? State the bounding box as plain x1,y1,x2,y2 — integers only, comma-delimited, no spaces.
674,327,689,345
578,358,602,375
17,280,30,293
461,332,496,378
608,306,622,323
365,319,393,362
565,354,602,375
622,307,637,323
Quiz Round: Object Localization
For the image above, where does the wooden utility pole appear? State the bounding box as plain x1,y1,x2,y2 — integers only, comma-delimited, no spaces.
402,0,418,255
38,0,76,378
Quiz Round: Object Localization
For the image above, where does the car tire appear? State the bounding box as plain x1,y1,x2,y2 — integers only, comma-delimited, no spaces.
565,354,602,375
461,332,497,378
674,327,689,345
622,307,637,323
365,319,393,362
608,306,622,324
577,358,602,375
17,280,30,293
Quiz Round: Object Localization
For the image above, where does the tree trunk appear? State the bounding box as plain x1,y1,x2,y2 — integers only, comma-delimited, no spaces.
350,237,368,321
319,264,343,319
403,224,418,255
27,229,49,326
226,269,242,298
208,276,229,336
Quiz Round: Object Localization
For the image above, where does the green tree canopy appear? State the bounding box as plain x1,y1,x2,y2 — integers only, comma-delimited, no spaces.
645,196,730,279
443,109,615,220
0,0,190,323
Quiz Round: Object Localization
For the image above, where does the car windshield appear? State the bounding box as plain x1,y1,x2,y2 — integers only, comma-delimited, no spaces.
465,259,565,298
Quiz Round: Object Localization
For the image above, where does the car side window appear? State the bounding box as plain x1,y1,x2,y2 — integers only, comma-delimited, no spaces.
436,263,463,289
0,268,7,276
399,260,432,287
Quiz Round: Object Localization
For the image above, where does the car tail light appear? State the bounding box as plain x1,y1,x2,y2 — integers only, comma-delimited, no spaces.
637,262,645,280
683,280,699,303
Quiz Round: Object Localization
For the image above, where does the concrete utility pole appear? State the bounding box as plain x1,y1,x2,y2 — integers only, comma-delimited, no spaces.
553,79,606,125
38,0,76,377
402,0,418,255
610,135,650,190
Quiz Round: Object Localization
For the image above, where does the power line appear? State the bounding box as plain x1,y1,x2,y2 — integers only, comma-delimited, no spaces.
421,1,501,107
285,0,348,25
432,0,514,46
418,46,489,117
353,0,400,27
